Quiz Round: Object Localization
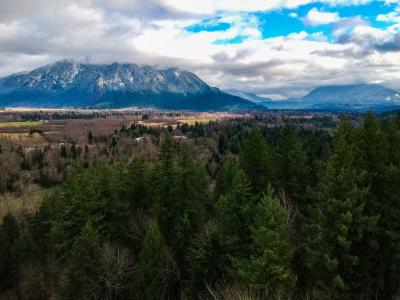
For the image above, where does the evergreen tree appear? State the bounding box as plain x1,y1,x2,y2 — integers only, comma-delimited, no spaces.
173,145,208,275
380,163,400,297
14,229,37,265
383,119,400,166
135,221,172,300
215,169,255,258
88,131,93,145
275,125,308,207
214,159,240,200
70,143,77,160
31,196,55,258
0,213,20,293
240,126,271,194
60,144,67,158
152,137,208,278
234,186,296,296
356,113,390,297
124,156,150,211
152,134,178,242
304,119,373,299
49,165,121,257
358,113,388,207
62,222,101,300
376,118,400,297
218,134,228,154
188,222,229,298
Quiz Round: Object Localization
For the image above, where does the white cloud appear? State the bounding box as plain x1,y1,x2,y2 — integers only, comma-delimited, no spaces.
162,0,389,14
162,0,313,14
303,8,341,26
0,0,400,99
377,12,394,22
377,11,400,23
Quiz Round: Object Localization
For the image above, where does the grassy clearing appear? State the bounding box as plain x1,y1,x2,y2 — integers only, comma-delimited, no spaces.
0,132,48,143
138,121,178,128
0,132,29,138
0,121,43,128
178,118,216,125
0,185,51,220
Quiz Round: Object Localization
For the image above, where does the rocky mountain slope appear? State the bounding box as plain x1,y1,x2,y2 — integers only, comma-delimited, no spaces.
0,60,257,110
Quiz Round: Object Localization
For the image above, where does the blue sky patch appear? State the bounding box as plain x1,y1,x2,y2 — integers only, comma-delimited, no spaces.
186,0,398,45
213,35,247,45
186,19,231,33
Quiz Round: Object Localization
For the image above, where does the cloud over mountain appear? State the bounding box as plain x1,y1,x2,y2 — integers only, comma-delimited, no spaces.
0,0,399,99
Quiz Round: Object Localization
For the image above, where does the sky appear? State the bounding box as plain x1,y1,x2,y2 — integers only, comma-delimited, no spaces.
0,0,400,99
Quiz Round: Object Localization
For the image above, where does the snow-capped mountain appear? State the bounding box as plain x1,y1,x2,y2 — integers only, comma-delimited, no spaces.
0,60,257,110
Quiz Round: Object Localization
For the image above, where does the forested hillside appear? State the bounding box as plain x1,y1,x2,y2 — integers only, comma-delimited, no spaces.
1,112,400,299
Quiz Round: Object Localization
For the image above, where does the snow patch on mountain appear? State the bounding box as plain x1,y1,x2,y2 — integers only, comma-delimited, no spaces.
0,60,256,110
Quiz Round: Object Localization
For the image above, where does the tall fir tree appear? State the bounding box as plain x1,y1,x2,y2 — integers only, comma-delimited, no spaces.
357,113,388,208
152,137,207,281
355,113,390,297
214,159,240,200
215,169,255,260
383,119,400,166
188,222,230,298
0,213,20,293
135,221,172,300
62,222,102,300
49,165,115,257
375,118,400,297
304,119,374,299
275,124,308,208
124,155,151,211
240,126,271,194
234,186,296,297
152,133,178,243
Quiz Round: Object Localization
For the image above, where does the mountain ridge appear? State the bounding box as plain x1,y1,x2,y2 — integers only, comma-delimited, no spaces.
1,61,400,111
302,84,400,105
0,60,257,111
256,83,400,111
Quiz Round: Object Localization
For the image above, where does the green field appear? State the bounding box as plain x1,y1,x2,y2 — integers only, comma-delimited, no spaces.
0,121,43,128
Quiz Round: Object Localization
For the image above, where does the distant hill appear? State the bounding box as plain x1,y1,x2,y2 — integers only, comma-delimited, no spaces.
302,84,400,107
0,60,257,111
256,84,400,111
225,89,273,104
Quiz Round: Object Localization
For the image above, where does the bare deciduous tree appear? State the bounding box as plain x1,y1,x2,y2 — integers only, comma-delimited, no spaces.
279,189,297,227
96,243,132,300
125,209,149,246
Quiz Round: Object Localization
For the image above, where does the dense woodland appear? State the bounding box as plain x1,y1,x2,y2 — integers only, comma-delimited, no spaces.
1,112,400,299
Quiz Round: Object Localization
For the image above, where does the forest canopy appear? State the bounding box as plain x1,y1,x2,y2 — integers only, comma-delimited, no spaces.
1,112,400,299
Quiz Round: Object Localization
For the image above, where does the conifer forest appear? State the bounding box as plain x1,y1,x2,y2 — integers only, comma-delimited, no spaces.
1,111,400,300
